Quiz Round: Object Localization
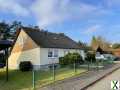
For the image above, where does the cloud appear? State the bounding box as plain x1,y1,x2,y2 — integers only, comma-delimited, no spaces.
31,0,104,28
83,24,101,34
0,0,109,28
0,0,30,16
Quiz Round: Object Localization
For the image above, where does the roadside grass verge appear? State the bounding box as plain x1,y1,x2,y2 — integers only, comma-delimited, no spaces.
0,67,87,90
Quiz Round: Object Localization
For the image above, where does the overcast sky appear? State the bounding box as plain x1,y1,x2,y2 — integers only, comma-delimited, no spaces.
0,0,120,44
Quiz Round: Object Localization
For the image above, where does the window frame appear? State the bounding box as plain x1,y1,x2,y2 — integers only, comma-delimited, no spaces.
48,49,59,58
48,49,53,57
53,49,58,57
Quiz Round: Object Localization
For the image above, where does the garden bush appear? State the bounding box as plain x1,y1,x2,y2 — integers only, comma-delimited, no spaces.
85,52,96,63
59,52,84,66
19,61,33,71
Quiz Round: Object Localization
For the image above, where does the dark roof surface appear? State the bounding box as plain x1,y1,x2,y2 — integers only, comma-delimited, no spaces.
21,27,82,49
96,46,104,53
0,40,13,49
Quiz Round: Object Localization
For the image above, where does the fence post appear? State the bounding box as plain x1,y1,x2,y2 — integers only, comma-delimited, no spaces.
102,59,104,70
88,62,89,71
74,63,76,74
5,48,9,81
91,59,92,64
97,60,99,71
53,63,55,81
32,69,35,90
74,55,77,75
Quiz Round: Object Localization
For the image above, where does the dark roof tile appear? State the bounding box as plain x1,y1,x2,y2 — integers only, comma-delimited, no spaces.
22,27,83,49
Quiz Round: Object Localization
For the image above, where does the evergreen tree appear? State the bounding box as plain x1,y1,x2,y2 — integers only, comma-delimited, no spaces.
0,21,22,40
0,22,10,40
91,36,98,50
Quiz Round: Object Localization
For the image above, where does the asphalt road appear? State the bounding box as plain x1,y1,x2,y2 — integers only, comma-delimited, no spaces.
87,68,120,90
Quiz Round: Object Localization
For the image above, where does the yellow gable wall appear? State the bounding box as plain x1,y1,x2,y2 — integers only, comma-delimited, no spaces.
8,29,40,69
12,29,38,53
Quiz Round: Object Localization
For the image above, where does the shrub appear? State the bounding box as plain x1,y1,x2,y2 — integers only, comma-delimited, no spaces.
59,52,84,66
72,53,84,64
19,61,33,71
85,52,96,63
59,57,67,66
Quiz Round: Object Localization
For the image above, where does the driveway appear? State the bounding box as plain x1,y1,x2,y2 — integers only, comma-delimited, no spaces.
87,68,120,90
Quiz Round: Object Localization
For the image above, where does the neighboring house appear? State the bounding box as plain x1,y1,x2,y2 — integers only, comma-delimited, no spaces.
95,46,105,60
95,46,114,60
8,27,85,70
111,49,120,57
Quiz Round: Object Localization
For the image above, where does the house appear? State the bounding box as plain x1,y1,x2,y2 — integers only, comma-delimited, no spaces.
95,46,120,58
95,46,114,60
8,27,85,70
111,49,120,57
95,46,106,60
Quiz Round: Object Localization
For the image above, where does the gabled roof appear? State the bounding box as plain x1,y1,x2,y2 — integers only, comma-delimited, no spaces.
20,27,82,49
96,46,104,53
96,46,112,54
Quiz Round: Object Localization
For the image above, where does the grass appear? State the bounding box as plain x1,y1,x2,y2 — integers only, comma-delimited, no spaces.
0,68,33,90
0,67,87,90
35,67,86,87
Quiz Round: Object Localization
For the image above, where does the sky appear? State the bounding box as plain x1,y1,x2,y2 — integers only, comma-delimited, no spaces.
0,0,120,44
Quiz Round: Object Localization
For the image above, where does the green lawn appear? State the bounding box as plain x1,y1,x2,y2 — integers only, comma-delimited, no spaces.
0,67,87,90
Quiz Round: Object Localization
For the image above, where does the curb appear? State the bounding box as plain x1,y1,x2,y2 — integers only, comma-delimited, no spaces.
81,66,120,90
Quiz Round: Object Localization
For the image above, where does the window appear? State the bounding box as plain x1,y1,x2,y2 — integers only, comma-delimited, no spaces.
54,49,58,57
48,50,53,57
48,49,58,58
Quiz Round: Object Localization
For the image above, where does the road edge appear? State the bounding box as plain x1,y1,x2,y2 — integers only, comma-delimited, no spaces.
81,66,120,90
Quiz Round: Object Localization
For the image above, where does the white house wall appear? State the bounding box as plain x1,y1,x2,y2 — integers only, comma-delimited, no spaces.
40,48,85,66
